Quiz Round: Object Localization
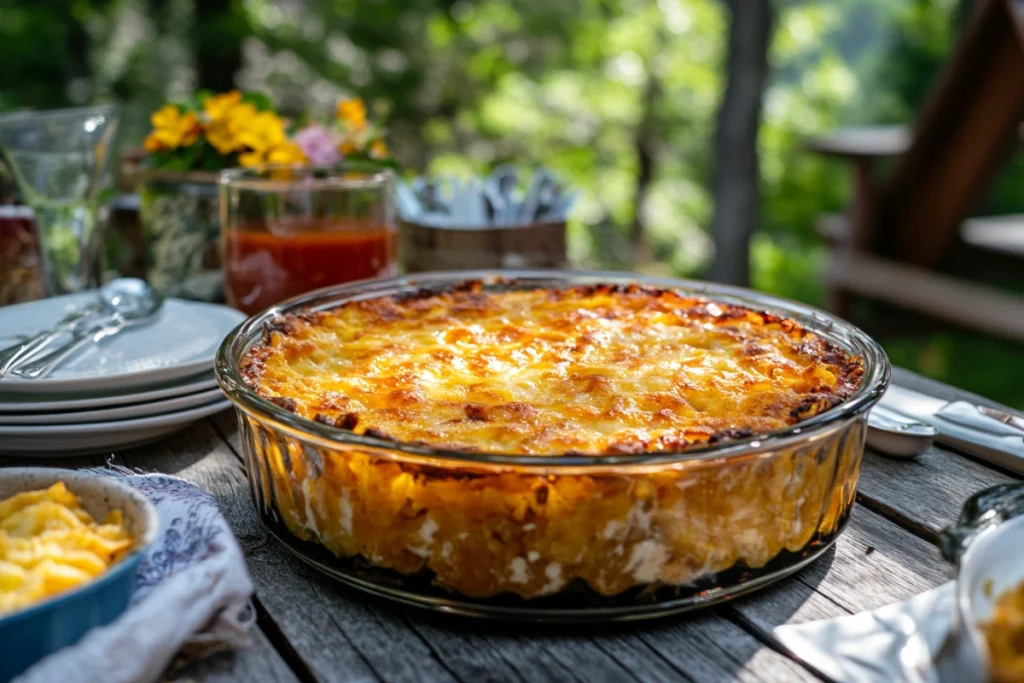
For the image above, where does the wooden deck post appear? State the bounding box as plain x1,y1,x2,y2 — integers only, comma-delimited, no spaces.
879,0,1024,266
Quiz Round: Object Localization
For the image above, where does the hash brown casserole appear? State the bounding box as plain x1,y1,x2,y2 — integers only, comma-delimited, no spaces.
238,282,868,600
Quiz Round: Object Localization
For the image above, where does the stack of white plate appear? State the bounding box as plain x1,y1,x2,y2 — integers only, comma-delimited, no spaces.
0,294,247,456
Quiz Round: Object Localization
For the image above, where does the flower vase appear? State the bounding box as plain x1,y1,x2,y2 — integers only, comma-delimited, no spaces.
138,171,223,302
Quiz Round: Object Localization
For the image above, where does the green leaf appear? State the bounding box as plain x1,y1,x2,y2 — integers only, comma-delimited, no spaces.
195,89,216,107
95,187,118,206
374,157,400,171
242,91,274,111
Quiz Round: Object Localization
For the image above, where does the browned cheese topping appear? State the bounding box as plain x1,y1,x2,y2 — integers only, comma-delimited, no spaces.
242,283,864,455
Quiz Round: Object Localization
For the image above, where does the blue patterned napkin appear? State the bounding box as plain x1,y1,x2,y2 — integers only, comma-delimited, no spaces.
16,471,255,683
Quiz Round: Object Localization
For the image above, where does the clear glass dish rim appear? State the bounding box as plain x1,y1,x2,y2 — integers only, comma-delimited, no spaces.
215,268,891,470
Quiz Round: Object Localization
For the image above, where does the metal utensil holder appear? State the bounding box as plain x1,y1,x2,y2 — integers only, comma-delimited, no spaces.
400,220,567,273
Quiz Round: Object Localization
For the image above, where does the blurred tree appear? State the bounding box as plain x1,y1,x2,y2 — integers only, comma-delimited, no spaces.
191,0,249,92
3,0,1022,405
707,0,775,285
628,26,667,265
0,0,119,109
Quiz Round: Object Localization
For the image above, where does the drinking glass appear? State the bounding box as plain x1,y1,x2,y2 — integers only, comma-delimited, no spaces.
220,163,397,315
0,105,120,295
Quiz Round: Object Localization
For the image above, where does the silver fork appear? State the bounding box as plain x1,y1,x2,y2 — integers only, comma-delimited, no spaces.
12,316,125,380
11,279,163,380
0,304,104,378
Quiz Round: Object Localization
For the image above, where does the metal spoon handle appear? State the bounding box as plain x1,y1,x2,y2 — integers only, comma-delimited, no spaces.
0,330,63,377
0,309,94,377
12,320,123,380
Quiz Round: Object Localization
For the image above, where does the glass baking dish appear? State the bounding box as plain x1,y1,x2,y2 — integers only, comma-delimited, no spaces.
216,270,890,621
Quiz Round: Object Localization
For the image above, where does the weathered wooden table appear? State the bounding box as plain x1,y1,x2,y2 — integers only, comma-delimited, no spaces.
3,368,1020,683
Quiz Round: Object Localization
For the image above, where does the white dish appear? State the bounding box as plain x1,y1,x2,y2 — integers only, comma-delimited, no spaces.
0,372,218,413
0,386,225,425
0,398,231,456
0,295,245,394
953,511,1024,680
935,484,1024,682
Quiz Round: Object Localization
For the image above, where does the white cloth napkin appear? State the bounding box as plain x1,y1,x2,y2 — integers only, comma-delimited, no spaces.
15,471,255,683
773,582,987,683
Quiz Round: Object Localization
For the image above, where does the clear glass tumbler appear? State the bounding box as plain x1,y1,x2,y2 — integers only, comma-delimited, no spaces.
0,105,120,295
220,163,397,315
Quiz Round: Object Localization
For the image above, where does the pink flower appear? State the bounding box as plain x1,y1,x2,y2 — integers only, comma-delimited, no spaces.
293,124,341,165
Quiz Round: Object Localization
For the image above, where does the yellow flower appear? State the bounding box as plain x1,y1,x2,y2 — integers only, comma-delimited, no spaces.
236,111,286,153
336,98,367,130
267,141,307,165
239,142,307,167
236,112,307,167
143,105,200,152
369,139,388,159
206,101,258,155
238,150,264,168
206,119,238,155
204,90,243,120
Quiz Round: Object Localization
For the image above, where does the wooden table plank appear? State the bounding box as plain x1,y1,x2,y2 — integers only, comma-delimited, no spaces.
403,609,818,683
792,504,952,612
401,618,647,683
730,503,953,635
247,545,462,683
856,368,1021,541
858,448,1016,540
165,629,300,683
628,615,819,683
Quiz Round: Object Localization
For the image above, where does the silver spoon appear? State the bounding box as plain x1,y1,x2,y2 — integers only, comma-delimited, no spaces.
11,278,164,380
866,405,938,459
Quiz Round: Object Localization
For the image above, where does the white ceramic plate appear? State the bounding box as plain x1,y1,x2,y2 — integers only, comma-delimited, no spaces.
0,398,232,456
0,386,226,425
0,372,218,413
0,294,245,394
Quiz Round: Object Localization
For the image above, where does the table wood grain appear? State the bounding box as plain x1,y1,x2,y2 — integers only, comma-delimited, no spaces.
1,368,1019,682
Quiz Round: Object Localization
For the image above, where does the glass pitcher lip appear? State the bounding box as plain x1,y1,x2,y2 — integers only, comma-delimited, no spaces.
219,161,394,188
0,104,119,126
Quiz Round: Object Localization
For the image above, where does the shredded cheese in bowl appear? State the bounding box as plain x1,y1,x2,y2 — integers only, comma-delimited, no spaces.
0,482,134,615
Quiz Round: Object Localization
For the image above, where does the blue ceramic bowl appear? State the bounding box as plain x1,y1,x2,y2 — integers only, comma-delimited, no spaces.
0,469,159,682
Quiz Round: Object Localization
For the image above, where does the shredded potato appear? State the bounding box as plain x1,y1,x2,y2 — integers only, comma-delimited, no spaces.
0,482,133,615
984,579,1024,683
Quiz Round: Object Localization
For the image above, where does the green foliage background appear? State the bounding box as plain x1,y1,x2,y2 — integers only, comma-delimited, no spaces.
1,0,1022,406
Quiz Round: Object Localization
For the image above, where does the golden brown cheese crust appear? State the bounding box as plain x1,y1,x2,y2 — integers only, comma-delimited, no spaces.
241,282,864,455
